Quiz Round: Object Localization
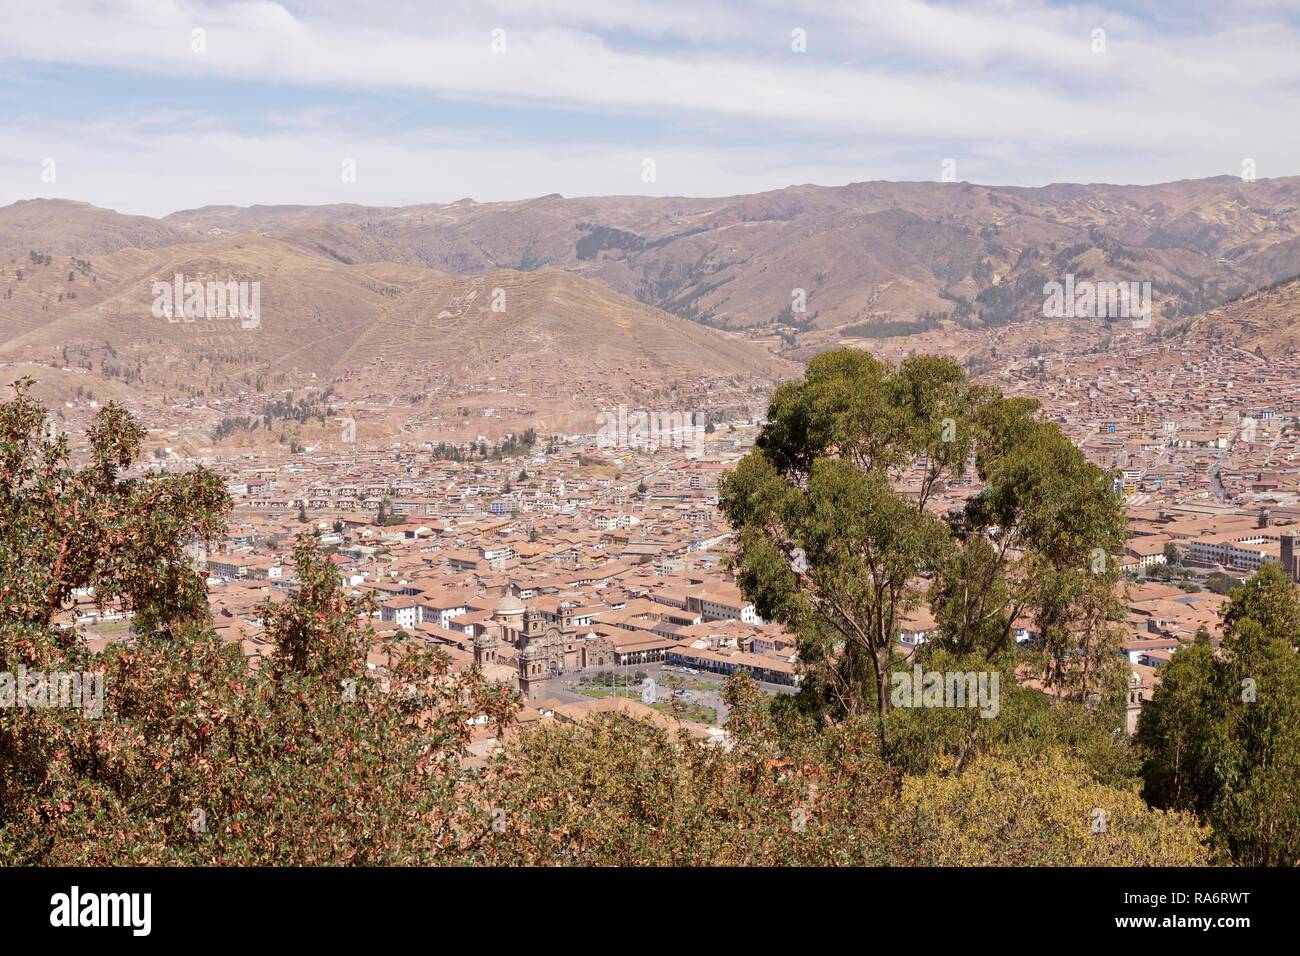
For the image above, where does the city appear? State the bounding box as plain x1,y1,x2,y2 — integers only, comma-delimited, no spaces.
0,0,1294,936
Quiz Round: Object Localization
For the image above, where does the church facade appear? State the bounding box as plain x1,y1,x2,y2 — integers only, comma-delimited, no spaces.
474,588,615,699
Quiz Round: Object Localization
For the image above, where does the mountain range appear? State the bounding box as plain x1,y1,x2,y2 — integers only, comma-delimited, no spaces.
4,175,1300,445
157,176,1300,332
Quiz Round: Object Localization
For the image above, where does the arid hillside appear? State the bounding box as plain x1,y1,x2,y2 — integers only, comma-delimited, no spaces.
0,198,187,262
1179,275,1300,357
7,173,1300,447
157,176,1300,336
0,229,790,449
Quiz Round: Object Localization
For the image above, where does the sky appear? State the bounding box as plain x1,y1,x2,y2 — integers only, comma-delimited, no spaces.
2,0,1299,217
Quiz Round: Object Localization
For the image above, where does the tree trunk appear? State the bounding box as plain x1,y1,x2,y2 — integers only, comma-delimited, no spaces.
873,644,891,755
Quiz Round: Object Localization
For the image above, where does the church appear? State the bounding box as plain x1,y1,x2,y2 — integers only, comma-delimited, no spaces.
474,587,615,699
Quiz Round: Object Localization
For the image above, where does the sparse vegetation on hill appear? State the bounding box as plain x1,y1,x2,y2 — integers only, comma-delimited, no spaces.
1181,273,1300,355
0,225,789,451
839,315,941,339
139,176,1300,336
430,428,537,463
575,224,645,261
211,394,335,442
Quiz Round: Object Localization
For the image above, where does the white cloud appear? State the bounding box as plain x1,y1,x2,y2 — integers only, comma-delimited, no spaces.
0,0,1297,212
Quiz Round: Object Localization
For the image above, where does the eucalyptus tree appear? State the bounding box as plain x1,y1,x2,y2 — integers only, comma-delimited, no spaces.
720,349,1126,746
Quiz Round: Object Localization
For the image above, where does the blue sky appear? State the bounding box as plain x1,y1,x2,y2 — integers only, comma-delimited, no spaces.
2,0,1299,216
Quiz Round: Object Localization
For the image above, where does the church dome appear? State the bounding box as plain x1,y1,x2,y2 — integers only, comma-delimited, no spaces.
494,593,526,617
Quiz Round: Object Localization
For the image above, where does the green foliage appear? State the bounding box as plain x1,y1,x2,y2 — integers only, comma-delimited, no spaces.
430,429,536,464
1220,562,1300,651
469,673,1204,866
719,350,1127,739
882,648,1138,788
896,749,1208,866
1,377,228,647
0,378,1212,868
262,537,370,681
469,700,901,865
839,316,941,339
1204,571,1245,596
1137,563,1300,865
0,383,517,864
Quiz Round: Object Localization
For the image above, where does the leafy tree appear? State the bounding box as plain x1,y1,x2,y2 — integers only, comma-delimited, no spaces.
262,537,370,680
895,749,1208,866
0,383,516,865
1137,563,1300,865
471,674,1205,866
881,648,1138,787
468,685,899,865
1220,562,1300,649
719,350,1126,747
1204,571,1244,596
0,377,228,647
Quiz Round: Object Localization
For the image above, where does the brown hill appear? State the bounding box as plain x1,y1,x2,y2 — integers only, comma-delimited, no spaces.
0,235,790,446
1,235,783,377
0,199,186,263
1180,276,1300,357
157,177,1300,336
10,174,1300,371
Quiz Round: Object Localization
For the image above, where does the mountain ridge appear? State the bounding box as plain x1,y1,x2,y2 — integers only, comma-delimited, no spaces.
11,174,1298,339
